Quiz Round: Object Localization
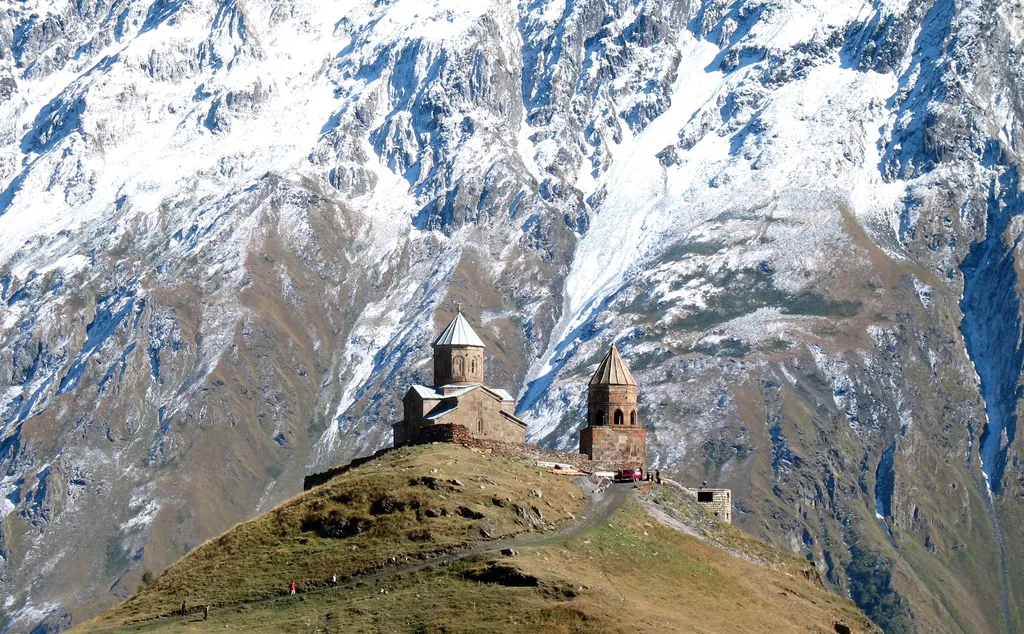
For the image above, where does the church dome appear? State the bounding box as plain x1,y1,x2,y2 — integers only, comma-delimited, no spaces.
588,343,636,386
433,310,486,348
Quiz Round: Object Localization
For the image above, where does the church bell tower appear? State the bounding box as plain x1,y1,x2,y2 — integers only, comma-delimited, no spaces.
586,343,639,428
580,343,646,465
432,309,485,386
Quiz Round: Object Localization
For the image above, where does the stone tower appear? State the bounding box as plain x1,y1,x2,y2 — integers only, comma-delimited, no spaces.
586,343,638,427
432,309,485,386
580,343,646,465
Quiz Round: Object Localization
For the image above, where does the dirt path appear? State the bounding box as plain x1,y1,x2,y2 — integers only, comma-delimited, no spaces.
277,480,631,595
96,482,634,632
291,479,631,592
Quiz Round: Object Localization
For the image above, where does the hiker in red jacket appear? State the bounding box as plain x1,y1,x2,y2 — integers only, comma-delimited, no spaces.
290,582,296,595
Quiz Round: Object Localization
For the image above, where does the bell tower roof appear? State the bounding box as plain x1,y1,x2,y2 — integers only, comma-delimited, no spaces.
433,310,486,348
588,343,636,386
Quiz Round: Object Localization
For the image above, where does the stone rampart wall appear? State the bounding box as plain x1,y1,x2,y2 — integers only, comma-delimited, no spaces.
419,423,636,471
302,448,391,490
304,423,641,490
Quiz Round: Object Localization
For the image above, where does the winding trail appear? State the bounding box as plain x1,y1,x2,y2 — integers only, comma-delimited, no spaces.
299,478,631,593
96,481,633,632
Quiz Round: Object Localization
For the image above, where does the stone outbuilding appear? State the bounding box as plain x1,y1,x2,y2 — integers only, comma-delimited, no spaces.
692,488,732,523
393,310,527,447
579,343,646,466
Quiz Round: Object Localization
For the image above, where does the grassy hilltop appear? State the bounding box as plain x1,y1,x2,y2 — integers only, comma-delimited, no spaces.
75,445,879,633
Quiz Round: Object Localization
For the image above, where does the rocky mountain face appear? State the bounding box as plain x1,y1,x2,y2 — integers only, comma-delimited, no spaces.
0,0,1021,631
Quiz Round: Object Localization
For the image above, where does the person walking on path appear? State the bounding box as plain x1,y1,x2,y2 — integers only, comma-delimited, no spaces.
290,582,297,595
203,605,209,620
655,470,661,484
180,601,187,617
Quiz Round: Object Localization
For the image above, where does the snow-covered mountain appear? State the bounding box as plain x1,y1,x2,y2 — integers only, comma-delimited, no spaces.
1,0,1022,631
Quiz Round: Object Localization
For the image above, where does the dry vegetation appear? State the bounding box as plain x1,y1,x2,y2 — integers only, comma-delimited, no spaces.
77,445,878,633
78,444,584,630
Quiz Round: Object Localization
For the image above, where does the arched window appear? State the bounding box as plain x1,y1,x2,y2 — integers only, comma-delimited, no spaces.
478,419,484,433
595,410,606,426
471,359,477,374
455,356,464,375
630,411,637,426
614,410,624,425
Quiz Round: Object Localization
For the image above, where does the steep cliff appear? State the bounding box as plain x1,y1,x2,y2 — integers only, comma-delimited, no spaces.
0,0,1022,632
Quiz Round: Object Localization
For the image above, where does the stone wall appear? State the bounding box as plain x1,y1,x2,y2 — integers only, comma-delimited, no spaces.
417,423,631,469
436,389,525,444
417,422,473,444
695,489,732,523
304,423,647,491
303,448,391,490
580,425,646,465
658,479,732,523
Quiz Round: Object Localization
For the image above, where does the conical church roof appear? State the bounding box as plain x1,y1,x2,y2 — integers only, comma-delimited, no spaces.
433,310,486,347
588,343,636,386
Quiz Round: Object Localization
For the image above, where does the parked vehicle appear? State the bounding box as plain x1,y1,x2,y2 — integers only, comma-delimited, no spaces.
613,468,642,482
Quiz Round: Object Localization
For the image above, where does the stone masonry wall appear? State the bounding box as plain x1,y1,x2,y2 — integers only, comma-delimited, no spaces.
420,423,635,471
659,479,732,523
696,489,732,523
304,423,645,491
434,390,526,444
689,487,732,523
303,447,391,490
580,425,646,465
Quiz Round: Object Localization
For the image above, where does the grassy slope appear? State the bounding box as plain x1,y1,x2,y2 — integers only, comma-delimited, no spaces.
79,444,584,630
76,445,878,633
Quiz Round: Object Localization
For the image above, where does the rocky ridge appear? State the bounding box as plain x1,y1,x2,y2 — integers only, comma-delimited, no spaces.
0,0,1022,632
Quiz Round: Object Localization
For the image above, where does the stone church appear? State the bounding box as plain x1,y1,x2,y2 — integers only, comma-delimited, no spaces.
392,310,527,447
579,343,647,465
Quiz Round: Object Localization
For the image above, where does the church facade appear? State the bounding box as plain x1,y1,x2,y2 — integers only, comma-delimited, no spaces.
579,343,647,466
392,311,527,447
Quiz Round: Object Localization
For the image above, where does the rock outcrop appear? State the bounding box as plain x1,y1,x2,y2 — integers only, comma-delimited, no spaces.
0,1,1022,632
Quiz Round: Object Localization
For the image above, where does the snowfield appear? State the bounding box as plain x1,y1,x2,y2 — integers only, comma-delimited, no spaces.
1,0,1023,632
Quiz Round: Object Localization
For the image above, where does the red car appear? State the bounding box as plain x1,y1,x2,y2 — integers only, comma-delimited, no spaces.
613,468,642,483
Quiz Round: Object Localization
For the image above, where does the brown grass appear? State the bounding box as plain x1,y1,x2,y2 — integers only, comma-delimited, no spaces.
521,497,878,633
78,459,879,634
76,444,584,631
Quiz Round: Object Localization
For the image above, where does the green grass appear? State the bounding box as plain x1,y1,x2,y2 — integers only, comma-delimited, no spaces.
77,448,878,634
79,445,584,630
86,492,877,634
642,485,805,572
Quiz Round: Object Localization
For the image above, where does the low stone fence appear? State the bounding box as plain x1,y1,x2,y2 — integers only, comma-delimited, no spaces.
417,422,474,444
303,423,641,490
302,448,391,490
418,423,637,472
